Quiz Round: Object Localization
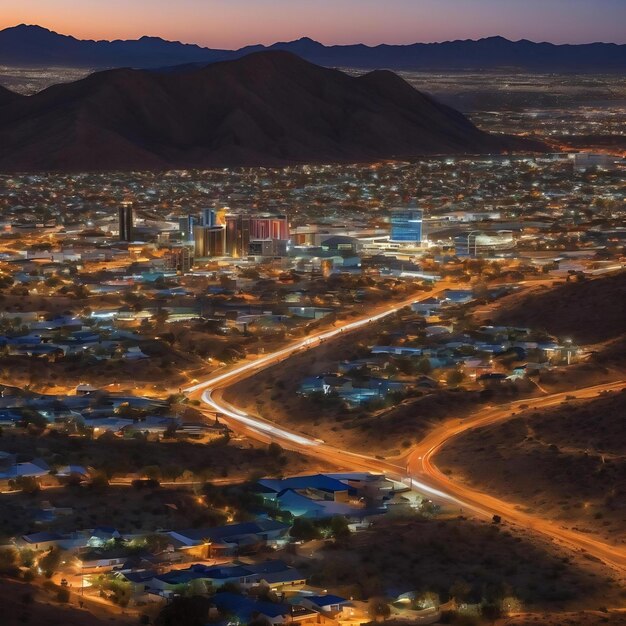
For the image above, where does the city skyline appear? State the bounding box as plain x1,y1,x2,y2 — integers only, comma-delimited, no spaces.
0,1,625,624
2,0,626,48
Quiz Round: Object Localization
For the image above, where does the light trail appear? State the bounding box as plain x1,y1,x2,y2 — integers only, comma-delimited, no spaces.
201,388,319,447
184,286,448,395
184,281,626,574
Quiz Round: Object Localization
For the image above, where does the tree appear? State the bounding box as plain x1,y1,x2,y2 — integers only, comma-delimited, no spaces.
0,547,18,574
92,575,132,606
267,442,284,457
39,548,62,578
18,548,35,568
56,587,70,603
446,369,465,387
368,596,391,621
415,591,439,610
186,577,211,598
142,465,162,481
45,276,61,288
144,534,171,554
501,596,522,615
290,518,321,542
89,471,109,492
449,579,472,602
415,357,432,375
19,409,48,430
329,515,351,542
162,464,184,481
22,569,35,582
419,499,439,517
15,476,40,495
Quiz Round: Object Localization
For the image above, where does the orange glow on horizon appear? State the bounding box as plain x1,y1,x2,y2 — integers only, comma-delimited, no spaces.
1,0,625,49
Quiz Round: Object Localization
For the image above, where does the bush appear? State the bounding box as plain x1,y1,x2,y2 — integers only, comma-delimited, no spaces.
56,587,70,603
22,569,35,582
368,596,391,620
90,471,110,492
330,515,351,542
0,547,18,574
267,442,284,457
290,518,321,542
39,548,62,577
15,476,40,495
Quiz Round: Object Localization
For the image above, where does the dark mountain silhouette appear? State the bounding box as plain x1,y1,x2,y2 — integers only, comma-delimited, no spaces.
0,51,543,172
1,25,625,72
0,85,22,106
0,24,231,68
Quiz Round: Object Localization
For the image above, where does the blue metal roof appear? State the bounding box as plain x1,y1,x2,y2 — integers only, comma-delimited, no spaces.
257,474,351,495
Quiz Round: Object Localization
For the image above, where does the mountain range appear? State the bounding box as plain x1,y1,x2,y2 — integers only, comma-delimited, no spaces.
1,25,625,72
0,51,541,172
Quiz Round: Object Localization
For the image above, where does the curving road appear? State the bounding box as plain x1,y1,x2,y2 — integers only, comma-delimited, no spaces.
184,286,626,575
406,380,626,572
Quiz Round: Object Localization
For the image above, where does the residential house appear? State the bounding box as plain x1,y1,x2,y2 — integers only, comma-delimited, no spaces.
168,519,290,558
15,531,66,551
211,592,326,626
299,594,352,618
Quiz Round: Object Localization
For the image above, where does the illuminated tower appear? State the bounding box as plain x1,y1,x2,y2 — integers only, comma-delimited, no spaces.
390,208,423,244
118,202,133,242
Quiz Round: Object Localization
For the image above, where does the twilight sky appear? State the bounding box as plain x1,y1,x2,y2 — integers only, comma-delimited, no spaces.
2,0,625,48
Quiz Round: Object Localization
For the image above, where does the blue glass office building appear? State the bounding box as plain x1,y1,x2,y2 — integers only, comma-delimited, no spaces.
390,209,423,243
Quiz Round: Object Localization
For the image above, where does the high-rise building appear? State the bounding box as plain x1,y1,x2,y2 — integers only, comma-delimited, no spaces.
178,215,198,242
194,225,225,257
225,214,251,258
250,214,289,240
165,246,194,273
390,208,423,243
119,203,133,242
225,213,289,257
202,208,217,227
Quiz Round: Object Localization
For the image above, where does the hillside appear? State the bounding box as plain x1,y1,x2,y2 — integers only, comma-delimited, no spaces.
1,25,626,72
437,389,626,544
490,272,626,344
0,51,538,172
0,578,134,626
307,515,626,609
